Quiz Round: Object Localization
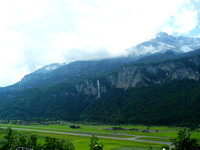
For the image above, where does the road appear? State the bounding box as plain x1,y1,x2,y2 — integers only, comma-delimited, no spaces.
0,127,171,145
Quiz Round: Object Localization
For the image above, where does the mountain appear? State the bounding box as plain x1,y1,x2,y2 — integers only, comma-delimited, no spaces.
9,57,135,89
4,33,200,90
0,52,199,126
0,33,200,126
127,32,200,56
33,63,65,74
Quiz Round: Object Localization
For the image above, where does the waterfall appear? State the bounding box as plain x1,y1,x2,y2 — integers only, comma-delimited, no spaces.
97,80,100,98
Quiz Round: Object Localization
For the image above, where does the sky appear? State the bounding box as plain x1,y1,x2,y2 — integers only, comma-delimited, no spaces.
0,0,200,87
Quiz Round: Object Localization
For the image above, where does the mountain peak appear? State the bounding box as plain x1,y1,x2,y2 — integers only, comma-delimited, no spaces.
127,32,200,56
156,32,169,38
32,63,64,74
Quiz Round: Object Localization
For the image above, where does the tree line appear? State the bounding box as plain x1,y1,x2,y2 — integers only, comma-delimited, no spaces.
0,127,104,150
0,127,74,150
82,80,200,127
0,80,199,127
0,127,200,150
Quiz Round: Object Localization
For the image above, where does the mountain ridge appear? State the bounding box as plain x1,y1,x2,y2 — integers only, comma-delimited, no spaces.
3,32,200,90
127,32,200,56
0,52,199,126
0,33,200,126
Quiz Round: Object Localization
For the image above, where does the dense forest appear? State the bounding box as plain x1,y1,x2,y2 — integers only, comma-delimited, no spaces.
0,49,199,127
82,80,200,127
0,79,199,127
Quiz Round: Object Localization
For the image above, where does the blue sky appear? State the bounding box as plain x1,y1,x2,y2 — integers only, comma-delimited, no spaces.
0,0,200,86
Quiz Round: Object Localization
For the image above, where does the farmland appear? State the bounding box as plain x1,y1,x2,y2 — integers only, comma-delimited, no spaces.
0,122,199,149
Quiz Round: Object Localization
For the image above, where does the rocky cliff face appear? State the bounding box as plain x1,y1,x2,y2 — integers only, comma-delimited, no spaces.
75,80,107,96
8,33,200,91
74,55,200,95
112,56,200,89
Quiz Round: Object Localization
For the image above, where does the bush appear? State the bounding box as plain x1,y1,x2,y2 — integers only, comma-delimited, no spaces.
171,129,200,150
0,127,74,150
89,135,103,150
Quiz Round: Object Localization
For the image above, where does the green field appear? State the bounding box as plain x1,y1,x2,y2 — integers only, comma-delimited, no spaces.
0,122,199,150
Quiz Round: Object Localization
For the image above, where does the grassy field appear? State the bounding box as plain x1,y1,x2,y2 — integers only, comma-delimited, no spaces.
136,137,171,142
0,122,199,150
0,128,161,150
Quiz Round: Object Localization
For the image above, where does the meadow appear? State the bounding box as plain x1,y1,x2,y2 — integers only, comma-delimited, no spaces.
0,122,199,150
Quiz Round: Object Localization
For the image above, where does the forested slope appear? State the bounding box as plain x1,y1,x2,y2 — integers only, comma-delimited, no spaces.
0,54,199,127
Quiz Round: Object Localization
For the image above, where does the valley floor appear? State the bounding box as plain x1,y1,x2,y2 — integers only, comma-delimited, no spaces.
0,123,199,150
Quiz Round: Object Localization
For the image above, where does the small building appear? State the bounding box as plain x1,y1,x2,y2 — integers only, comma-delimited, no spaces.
142,129,150,133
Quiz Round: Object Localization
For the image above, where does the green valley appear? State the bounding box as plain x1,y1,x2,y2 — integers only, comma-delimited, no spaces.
1,123,198,150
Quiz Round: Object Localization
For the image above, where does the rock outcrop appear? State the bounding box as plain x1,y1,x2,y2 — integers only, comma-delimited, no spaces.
113,56,200,89
74,55,200,95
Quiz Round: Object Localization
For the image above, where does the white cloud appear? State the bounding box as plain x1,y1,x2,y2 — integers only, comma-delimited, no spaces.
70,0,199,52
0,0,50,86
0,27,27,86
0,0,46,26
173,7,198,34
181,45,192,52
45,32,112,63
0,0,199,86
161,0,199,35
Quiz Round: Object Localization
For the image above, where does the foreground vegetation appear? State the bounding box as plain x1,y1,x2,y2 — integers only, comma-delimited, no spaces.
0,122,199,149
0,127,74,150
0,126,199,150
171,129,200,150
0,127,160,150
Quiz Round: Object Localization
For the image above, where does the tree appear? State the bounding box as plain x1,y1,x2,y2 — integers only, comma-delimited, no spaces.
43,137,59,150
58,138,74,150
0,128,74,150
171,129,200,150
147,145,152,150
1,127,17,150
42,137,74,150
27,135,41,150
17,133,27,148
89,135,103,150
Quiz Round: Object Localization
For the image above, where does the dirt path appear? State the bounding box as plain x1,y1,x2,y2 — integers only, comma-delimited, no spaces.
0,127,171,145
